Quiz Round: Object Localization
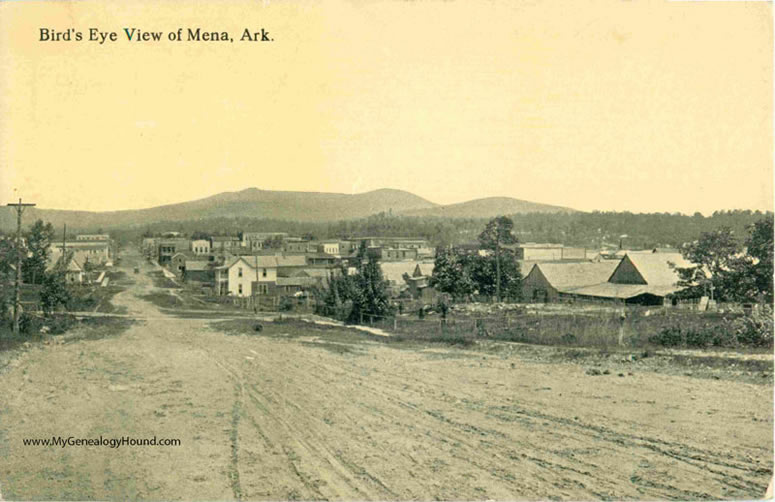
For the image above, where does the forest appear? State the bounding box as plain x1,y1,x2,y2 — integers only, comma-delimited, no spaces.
91,209,773,250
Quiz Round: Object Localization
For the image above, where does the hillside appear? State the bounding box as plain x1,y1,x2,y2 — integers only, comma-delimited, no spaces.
401,197,576,218
0,188,437,231
0,189,581,233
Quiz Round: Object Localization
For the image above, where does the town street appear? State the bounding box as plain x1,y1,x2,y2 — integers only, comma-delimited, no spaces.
0,251,771,500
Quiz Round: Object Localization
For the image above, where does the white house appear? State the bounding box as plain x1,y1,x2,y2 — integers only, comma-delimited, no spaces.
215,255,279,297
319,241,341,256
47,249,86,284
190,239,211,255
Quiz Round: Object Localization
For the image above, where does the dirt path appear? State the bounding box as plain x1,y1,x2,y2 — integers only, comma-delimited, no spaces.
0,250,771,500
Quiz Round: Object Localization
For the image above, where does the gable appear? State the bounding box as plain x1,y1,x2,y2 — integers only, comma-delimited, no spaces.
532,261,620,291
608,255,647,285
523,264,552,289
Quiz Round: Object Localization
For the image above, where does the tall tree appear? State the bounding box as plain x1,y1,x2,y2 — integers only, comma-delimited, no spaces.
743,217,774,302
23,220,55,285
478,216,518,302
319,246,393,324
468,250,523,301
352,258,393,323
40,269,70,314
675,226,753,302
429,246,474,301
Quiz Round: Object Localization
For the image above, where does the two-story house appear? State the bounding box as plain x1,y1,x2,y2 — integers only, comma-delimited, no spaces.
214,255,279,297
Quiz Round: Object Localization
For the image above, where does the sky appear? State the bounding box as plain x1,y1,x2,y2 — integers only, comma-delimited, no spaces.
0,0,772,215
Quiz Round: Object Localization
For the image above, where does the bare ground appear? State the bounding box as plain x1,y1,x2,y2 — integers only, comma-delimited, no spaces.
0,252,772,500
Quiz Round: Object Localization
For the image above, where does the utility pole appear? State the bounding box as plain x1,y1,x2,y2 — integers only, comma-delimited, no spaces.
6,198,36,334
495,231,501,303
253,240,260,313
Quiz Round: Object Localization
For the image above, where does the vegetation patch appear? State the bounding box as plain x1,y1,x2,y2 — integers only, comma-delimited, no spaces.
148,271,179,289
140,292,185,309
67,285,127,314
648,310,773,349
0,314,135,353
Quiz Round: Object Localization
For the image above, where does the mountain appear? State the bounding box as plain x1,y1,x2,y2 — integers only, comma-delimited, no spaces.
0,189,577,232
0,188,438,231
400,197,576,218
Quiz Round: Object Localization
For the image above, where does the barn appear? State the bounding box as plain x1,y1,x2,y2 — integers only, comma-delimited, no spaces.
563,252,692,305
522,261,620,302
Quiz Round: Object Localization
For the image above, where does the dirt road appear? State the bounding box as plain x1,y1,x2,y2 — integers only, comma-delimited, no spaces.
0,252,772,500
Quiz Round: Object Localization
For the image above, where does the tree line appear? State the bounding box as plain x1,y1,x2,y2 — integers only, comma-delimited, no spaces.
78,209,771,251
0,220,76,318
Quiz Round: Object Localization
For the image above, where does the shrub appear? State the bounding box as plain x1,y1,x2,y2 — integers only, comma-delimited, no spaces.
19,312,42,335
731,309,774,348
278,296,294,312
649,308,774,349
46,315,77,335
561,333,578,345
684,328,713,348
649,326,683,347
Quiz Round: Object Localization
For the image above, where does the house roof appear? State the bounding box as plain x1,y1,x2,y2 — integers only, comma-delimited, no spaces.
305,252,338,259
301,267,339,279
222,255,280,269
46,250,84,273
380,261,435,284
171,250,197,260
413,263,434,277
185,261,211,271
55,241,110,249
276,255,307,267
276,276,319,287
616,252,692,287
529,261,620,292
278,269,310,278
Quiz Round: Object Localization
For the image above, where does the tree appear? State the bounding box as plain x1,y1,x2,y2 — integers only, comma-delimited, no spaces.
40,270,70,314
0,237,17,281
744,217,774,302
23,220,55,285
674,225,771,302
468,251,523,301
352,258,393,323
429,246,474,301
319,246,393,324
478,216,518,302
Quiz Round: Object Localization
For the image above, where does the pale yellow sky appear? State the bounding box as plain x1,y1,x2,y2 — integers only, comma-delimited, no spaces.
0,0,772,215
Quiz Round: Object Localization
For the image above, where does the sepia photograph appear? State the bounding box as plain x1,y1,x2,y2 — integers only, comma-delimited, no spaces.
0,0,773,500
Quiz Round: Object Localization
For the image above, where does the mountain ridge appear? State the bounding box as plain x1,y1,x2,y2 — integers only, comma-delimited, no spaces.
0,188,576,231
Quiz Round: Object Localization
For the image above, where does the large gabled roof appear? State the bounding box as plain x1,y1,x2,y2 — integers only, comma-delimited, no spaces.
530,261,619,292
223,255,280,269
614,252,692,287
46,250,84,274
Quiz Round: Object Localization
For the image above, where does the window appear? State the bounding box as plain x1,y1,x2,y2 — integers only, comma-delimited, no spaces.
238,267,243,277
238,284,243,295
262,268,267,277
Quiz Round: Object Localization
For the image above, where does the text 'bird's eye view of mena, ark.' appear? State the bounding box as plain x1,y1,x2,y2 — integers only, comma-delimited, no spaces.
0,0,773,501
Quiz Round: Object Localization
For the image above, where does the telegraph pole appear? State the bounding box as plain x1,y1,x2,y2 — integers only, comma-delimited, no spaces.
6,198,36,334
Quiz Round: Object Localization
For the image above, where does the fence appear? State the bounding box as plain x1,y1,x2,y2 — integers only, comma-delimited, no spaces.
350,305,761,348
